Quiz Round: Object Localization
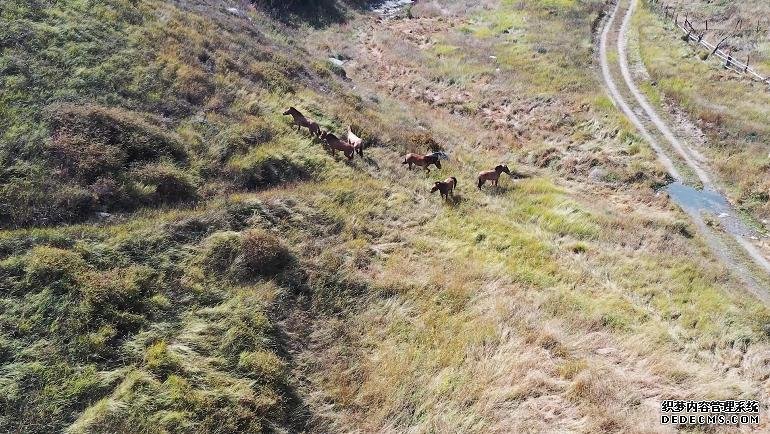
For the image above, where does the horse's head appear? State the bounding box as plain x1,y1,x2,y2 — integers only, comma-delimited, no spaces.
497,164,511,175
430,182,441,193
321,131,337,143
283,107,297,116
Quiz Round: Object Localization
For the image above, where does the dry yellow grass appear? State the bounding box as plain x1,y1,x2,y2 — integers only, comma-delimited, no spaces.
277,0,770,432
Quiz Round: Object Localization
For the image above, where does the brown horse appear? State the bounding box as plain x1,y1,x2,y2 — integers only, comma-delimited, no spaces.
283,107,321,137
431,177,457,200
321,131,361,159
477,164,512,189
402,153,441,172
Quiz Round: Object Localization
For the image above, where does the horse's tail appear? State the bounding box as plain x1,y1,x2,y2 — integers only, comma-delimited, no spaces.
451,177,457,189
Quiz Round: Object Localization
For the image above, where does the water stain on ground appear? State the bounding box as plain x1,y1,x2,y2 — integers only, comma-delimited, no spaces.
664,182,758,238
371,0,414,17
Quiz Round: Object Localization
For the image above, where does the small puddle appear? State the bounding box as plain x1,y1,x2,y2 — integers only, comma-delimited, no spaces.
664,182,759,239
371,0,414,17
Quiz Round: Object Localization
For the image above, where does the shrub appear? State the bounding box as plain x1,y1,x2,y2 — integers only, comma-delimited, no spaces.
46,133,126,182
52,184,99,221
76,325,118,359
240,229,290,277
145,341,181,378
202,231,242,276
130,163,198,204
220,308,271,358
45,104,187,163
89,176,133,209
0,169,103,227
407,131,442,152
237,350,285,382
163,374,198,407
25,246,88,291
80,266,158,315
214,120,276,163
698,109,723,126
226,152,313,190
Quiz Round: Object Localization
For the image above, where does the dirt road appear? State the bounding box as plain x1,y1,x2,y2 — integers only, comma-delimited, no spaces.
599,0,770,303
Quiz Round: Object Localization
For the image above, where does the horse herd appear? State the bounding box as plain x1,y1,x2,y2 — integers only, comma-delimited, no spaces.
283,107,518,201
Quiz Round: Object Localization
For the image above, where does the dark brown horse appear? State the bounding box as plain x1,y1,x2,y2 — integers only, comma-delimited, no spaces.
477,164,512,189
321,131,361,159
283,107,321,137
431,177,457,200
402,153,441,172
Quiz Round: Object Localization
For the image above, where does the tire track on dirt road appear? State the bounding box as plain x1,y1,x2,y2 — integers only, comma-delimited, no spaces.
599,0,770,304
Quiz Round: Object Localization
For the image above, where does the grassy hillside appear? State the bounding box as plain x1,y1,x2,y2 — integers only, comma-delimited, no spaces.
2,0,770,432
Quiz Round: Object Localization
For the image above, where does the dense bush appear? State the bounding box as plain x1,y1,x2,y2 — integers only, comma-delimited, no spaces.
130,162,199,204
202,231,242,276
0,0,348,430
238,350,285,381
227,152,314,190
0,104,196,227
407,131,443,152
45,104,187,166
214,119,276,163
145,340,182,378
240,229,291,277
25,246,88,292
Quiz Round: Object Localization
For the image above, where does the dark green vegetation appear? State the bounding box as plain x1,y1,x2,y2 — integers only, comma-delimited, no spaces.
0,0,336,228
0,215,301,432
0,0,366,431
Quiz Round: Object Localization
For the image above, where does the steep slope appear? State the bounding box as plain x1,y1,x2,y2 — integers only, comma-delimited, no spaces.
2,0,770,433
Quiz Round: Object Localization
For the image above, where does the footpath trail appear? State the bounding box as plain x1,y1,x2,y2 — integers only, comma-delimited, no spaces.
599,0,770,304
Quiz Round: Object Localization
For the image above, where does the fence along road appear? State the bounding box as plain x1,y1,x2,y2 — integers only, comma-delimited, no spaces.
651,0,770,85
